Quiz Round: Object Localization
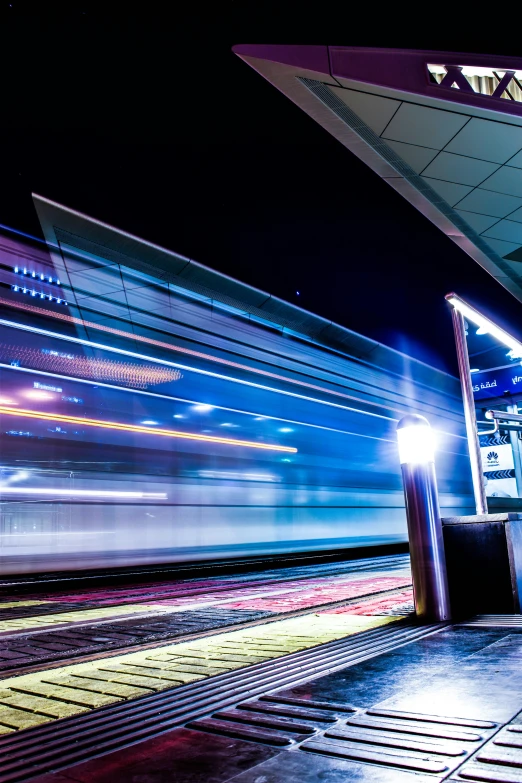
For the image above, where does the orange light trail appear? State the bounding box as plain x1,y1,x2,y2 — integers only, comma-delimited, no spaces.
0,406,297,453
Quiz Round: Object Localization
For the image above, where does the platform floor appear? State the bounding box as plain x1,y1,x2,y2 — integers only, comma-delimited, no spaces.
17,616,522,783
4,561,522,780
13,554,509,782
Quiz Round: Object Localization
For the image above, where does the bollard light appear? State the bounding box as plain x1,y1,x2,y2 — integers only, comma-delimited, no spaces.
397,416,435,465
397,414,451,623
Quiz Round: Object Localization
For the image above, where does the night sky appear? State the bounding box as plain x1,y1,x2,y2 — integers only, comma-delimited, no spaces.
1,5,521,376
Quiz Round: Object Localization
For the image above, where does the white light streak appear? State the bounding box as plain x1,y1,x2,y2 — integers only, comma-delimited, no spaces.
0,318,398,421
0,488,168,499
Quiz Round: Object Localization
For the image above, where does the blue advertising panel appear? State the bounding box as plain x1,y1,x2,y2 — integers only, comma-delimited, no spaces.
472,366,522,401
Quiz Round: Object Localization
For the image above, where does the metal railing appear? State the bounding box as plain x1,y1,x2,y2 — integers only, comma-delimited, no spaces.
482,409,522,435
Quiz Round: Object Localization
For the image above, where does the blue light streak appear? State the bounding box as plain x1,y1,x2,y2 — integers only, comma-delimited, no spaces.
0,319,398,424
0,363,397,443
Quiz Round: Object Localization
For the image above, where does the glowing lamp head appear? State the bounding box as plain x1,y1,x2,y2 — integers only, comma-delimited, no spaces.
397,414,435,465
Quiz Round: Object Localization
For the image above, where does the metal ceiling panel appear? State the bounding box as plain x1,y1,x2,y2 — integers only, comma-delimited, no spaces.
483,220,522,244
383,140,438,173
382,103,468,149
508,150,522,169
456,188,522,218
422,152,499,187
454,211,499,234
482,237,521,258
421,177,472,206
445,118,522,163
328,87,401,135
508,207,522,223
480,166,522,198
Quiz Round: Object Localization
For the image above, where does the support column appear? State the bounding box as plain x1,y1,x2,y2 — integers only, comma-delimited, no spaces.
450,307,488,515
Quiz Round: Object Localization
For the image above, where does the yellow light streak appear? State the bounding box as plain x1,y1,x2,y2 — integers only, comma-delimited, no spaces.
0,406,297,453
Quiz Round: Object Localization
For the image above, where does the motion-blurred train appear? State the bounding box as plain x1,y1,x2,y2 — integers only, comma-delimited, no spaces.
0,199,475,573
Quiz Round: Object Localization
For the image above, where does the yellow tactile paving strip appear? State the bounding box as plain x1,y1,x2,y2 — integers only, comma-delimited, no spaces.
0,603,170,633
0,600,51,610
0,613,397,733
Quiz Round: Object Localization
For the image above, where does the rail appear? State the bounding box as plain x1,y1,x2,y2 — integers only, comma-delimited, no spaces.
483,409,522,434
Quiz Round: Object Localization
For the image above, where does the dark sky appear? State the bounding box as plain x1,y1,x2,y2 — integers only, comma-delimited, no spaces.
1,4,521,375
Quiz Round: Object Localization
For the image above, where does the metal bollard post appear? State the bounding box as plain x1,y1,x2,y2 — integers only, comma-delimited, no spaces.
397,414,451,622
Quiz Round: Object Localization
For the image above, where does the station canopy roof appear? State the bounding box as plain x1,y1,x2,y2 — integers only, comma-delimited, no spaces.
234,45,522,303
